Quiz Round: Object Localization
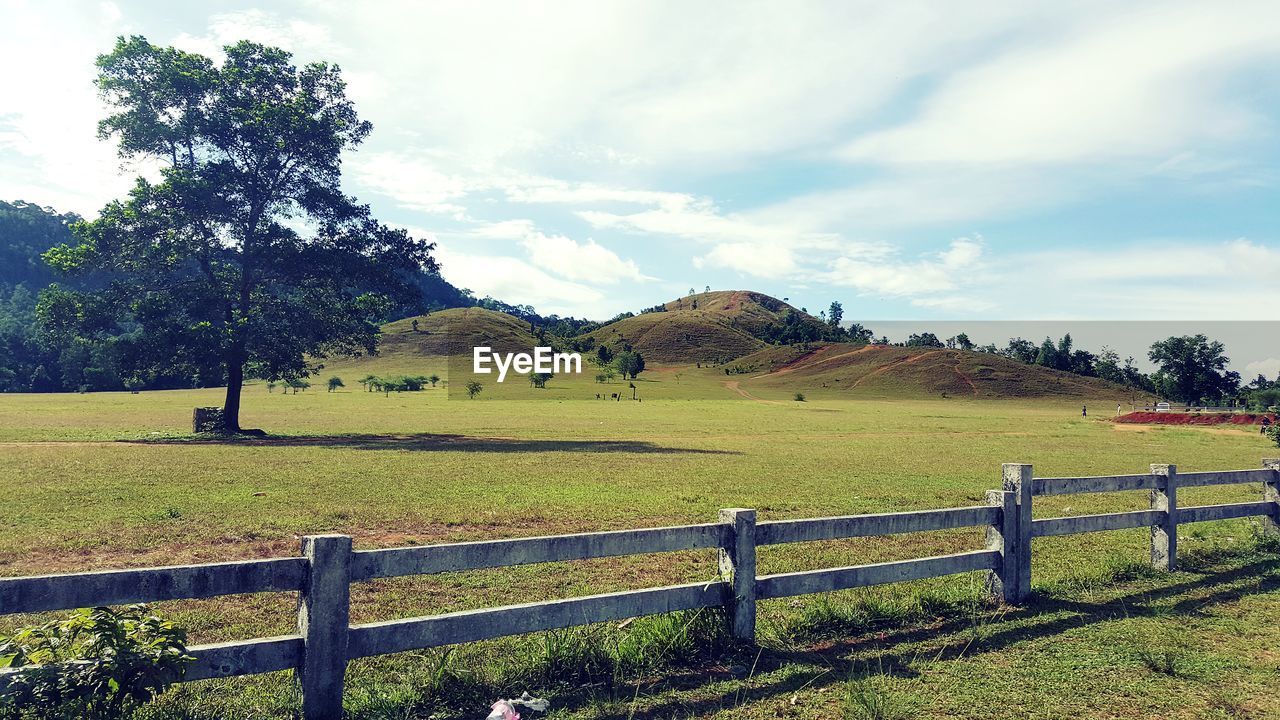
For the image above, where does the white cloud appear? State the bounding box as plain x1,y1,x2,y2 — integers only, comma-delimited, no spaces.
309,1,1034,168
975,238,1280,320
1246,358,1280,381
842,2,1280,168
432,244,613,318
692,242,798,279
171,9,344,60
353,152,474,218
518,233,652,284
0,0,139,215
822,237,987,299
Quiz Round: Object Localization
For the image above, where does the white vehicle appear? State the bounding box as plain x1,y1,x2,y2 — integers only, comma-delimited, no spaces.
1155,402,1171,412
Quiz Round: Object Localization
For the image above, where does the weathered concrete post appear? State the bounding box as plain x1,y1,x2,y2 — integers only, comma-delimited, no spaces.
1003,464,1033,603
985,489,1017,603
1264,459,1280,535
718,508,757,642
298,534,352,720
1150,464,1177,571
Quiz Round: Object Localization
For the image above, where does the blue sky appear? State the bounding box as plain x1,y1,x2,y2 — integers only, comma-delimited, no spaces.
2,1,1278,373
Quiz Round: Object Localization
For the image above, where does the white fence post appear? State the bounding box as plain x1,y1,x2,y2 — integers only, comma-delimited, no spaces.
1264,459,1280,535
298,534,352,720
985,489,1017,603
1150,464,1177,571
1003,464,1033,603
718,508,757,642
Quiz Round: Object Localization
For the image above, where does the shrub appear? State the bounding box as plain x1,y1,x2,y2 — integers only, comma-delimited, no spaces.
465,380,483,399
326,376,344,392
794,392,806,402
1267,424,1279,448
0,605,192,719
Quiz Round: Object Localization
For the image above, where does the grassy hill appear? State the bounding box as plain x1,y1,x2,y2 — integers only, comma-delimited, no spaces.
733,342,1135,400
321,301,1135,402
581,290,825,364
322,307,538,377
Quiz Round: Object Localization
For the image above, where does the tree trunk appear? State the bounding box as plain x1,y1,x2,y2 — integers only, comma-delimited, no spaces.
223,345,245,432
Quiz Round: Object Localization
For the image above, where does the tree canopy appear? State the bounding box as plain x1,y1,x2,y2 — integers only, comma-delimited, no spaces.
1148,334,1240,404
41,37,436,430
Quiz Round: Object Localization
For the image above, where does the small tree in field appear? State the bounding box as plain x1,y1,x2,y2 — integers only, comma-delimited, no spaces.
327,377,344,392
465,380,483,399
428,374,440,387
615,351,645,380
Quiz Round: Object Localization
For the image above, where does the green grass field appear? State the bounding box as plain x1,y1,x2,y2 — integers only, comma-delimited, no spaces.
2,372,1278,719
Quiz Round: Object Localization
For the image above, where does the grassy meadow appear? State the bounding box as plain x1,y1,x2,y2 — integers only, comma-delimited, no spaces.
2,369,1279,719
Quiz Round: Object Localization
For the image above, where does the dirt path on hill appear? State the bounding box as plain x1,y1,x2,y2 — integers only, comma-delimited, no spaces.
849,349,944,389
753,344,875,379
952,359,978,395
722,380,784,404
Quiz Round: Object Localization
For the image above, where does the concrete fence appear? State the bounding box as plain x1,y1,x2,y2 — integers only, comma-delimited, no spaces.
2,459,1278,719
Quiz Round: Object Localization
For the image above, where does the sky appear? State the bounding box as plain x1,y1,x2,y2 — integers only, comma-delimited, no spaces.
1,1,1278,372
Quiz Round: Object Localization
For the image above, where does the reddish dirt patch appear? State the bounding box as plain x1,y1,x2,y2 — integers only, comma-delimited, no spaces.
1116,411,1276,426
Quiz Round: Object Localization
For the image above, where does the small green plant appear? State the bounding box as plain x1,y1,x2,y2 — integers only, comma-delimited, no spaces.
1131,619,1193,678
843,664,910,720
1267,424,1279,448
465,380,483,399
794,392,806,402
1136,642,1189,677
0,604,193,719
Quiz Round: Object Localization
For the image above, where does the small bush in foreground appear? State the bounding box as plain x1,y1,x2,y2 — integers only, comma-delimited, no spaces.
0,605,192,720
844,664,912,720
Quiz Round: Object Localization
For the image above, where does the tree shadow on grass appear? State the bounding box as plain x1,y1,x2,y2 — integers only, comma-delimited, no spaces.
552,546,1280,719
132,433,742,455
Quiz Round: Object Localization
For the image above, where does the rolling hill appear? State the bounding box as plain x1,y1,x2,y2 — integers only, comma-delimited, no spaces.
376,307,540,357
327,293,1135,401
731,342,1134,399
581,290,827,364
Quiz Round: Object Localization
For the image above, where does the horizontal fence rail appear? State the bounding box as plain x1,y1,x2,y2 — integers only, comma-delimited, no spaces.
2,458,1277,720
756,505,999,545
347,581,728,658
1032,510,1164,537
0,558,307,615
756,550,1000,600
350,523,729,581
1033,473,1158,496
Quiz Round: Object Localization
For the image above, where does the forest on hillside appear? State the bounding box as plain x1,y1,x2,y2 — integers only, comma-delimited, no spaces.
0,199,590,392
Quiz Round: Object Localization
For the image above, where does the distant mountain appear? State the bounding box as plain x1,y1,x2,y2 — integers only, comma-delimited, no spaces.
0,200,83,290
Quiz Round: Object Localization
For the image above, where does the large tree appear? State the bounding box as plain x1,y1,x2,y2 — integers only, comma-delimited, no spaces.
42,37,435,431
1148,334,1240,404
